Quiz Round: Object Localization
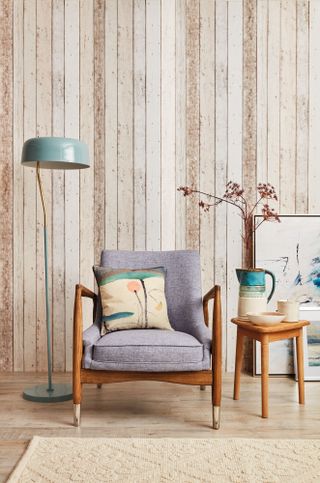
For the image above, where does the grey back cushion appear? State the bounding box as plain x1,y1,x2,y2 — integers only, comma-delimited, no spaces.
100,250,205,335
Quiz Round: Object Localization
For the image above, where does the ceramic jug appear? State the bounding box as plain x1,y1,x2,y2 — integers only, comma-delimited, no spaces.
236,268,276,317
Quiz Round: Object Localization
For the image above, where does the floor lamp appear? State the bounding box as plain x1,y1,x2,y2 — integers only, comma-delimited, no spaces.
21,137,89,402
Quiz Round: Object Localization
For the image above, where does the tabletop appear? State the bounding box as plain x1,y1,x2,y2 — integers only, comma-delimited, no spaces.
231,318,310,333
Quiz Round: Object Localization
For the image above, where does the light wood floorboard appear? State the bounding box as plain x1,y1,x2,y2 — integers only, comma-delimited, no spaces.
1,373,319,482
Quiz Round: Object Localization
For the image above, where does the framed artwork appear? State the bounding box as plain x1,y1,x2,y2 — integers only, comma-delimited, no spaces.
294,306,320,381
254,214,320,375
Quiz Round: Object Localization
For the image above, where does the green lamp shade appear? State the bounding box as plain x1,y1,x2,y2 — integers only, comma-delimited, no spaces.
21,137,89,169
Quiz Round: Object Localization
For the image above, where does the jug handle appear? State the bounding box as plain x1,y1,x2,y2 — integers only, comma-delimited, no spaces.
265,269,276,303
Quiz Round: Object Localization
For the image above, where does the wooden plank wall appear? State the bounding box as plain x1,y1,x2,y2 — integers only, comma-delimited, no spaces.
0,0,13,371
0,0,318,372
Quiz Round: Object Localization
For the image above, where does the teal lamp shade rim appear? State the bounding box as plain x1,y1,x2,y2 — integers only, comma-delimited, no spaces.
21,136,90,169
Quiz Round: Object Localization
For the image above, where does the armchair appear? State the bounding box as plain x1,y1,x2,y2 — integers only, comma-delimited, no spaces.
73,250,222,429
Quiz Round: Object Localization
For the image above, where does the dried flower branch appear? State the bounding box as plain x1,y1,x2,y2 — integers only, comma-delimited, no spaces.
178,181,280,268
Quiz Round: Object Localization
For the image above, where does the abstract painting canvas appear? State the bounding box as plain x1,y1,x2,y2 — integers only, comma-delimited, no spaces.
294,307,320,381
254,214,320,375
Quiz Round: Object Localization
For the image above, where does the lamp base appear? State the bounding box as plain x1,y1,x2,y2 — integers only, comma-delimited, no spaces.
23,383,72,403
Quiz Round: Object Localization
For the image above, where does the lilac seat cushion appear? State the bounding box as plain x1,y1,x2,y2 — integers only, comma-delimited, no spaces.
89,329,209,372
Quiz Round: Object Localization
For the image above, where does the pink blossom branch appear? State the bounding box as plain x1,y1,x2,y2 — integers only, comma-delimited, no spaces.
178,181,280,268
248,196,263,217
178,187,246,216
253,218,265,232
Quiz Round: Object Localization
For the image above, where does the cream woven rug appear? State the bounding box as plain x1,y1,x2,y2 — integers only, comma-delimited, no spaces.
8,437,320,483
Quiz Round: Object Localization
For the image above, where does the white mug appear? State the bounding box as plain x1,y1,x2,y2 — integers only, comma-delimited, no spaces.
277,300,299,322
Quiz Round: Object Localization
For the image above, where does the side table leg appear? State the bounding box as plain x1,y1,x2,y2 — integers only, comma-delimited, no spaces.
233,329,244,400
296,331,305,404
261,337,269,418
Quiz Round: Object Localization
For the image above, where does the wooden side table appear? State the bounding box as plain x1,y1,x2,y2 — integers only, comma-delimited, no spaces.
231,318,310,418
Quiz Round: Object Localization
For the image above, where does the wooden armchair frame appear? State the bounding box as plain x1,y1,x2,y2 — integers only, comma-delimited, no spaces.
73,284,222,429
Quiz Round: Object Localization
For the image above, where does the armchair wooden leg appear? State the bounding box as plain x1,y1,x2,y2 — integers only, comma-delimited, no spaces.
200,385,206,391
73,404,81,427
73,285,85,427
211,285,222,429
72,365,82,426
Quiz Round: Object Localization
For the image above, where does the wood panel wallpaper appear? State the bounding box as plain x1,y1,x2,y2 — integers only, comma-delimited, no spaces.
0,0,317,373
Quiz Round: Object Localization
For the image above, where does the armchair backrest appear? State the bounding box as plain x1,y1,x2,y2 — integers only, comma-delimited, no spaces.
100,250,204,334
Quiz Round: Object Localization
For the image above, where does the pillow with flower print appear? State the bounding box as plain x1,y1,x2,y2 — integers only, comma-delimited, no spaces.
93,266,173,335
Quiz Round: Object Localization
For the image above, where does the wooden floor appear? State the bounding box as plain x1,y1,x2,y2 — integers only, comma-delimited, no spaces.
1,372,320,482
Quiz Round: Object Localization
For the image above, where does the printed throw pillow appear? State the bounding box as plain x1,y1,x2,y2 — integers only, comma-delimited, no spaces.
93,266,173,335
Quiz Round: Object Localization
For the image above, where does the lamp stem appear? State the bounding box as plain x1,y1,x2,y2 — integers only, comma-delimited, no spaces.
36,163,53,392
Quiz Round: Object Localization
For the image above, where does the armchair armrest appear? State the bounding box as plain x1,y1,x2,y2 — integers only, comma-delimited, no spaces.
203,286,216,326
203,285,222,408
73,284,99,373
77,284,96,299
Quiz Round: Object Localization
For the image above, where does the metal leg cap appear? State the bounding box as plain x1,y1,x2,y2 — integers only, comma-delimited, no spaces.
73,404,81,427
213,406,220,430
